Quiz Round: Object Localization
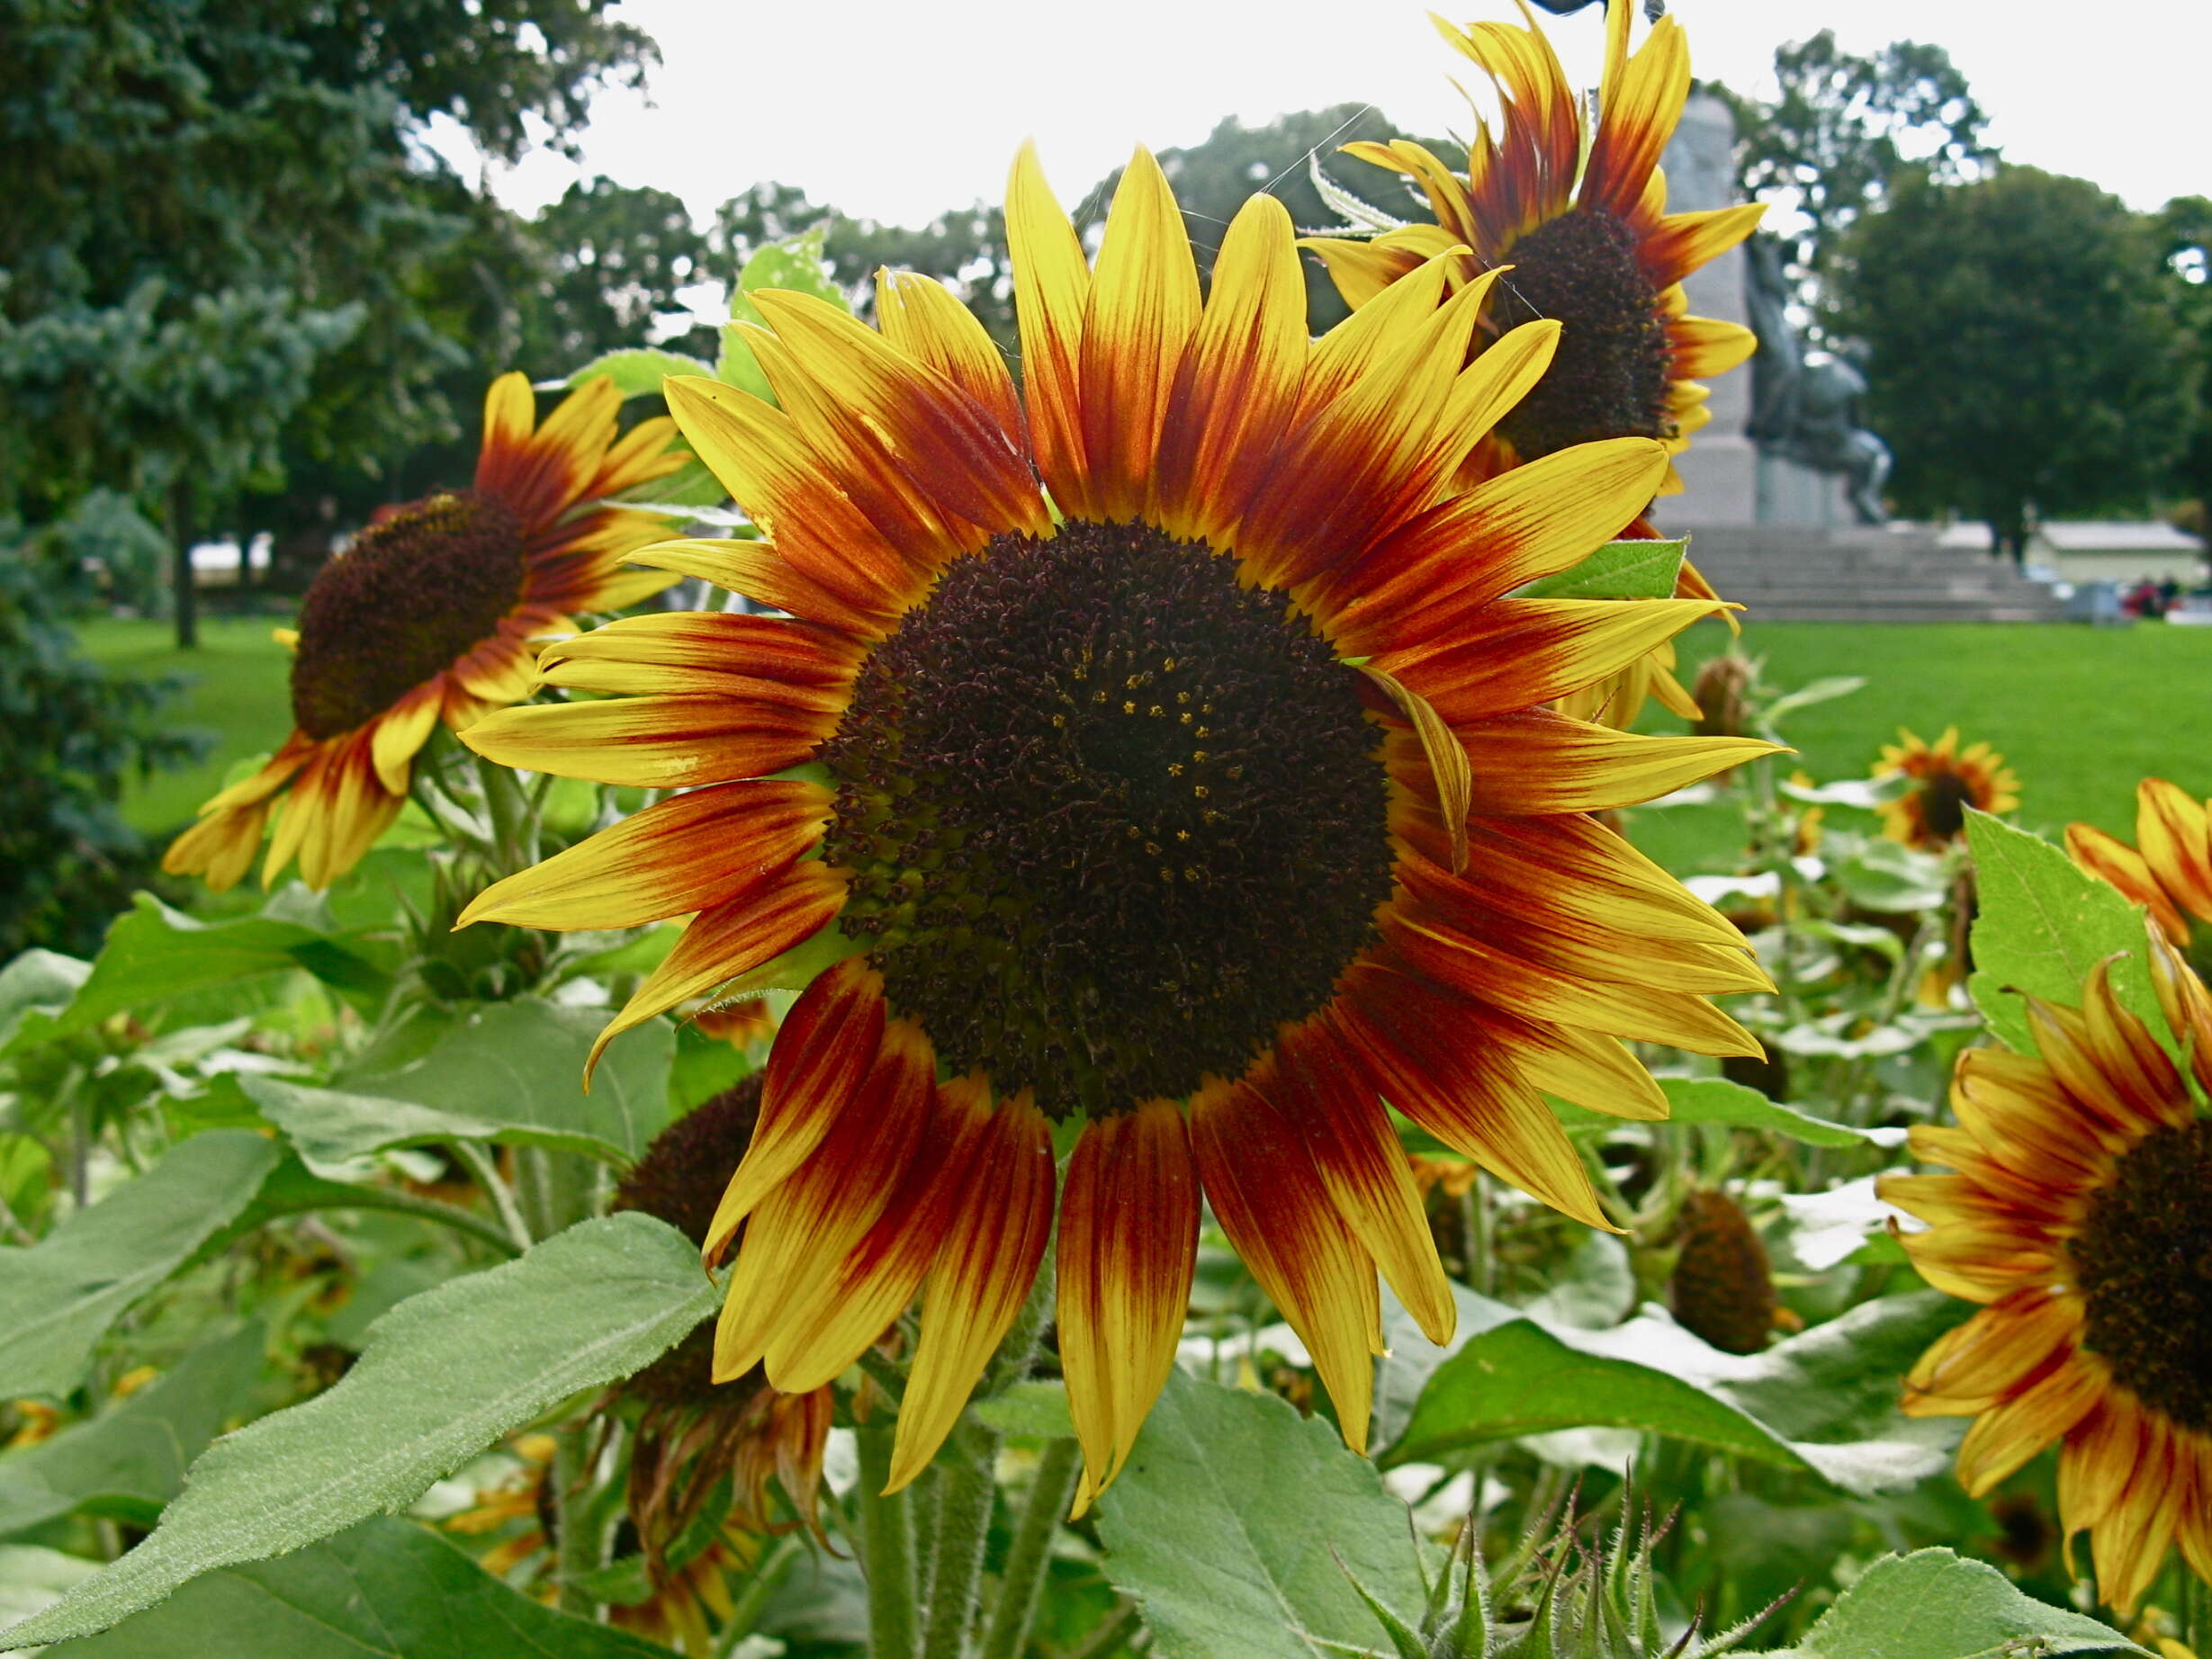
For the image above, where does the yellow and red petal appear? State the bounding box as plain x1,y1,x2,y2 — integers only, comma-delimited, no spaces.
703,959,886,1265
462,693,836,790
161,800,270,894
888,1090,1056,1493
1902,1287,2082,1412
874,269,1026,451
1582,7,1689,222
1005,143,1093,518
1191,1076,1379,1453
459,779,832,931
1952,1350,2108,1496
2136,777,2212,919
1668,315,1758,381
1446,709,1775,816
1641,203,1766,290
1057,1100,1200,1513
624,538,893,637
1379,596,1725,725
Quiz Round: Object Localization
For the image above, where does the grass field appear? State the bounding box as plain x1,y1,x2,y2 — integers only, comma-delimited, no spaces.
78,615,296,833
79,614,2212,864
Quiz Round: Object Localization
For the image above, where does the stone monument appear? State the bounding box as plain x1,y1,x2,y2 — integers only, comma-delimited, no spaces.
1658,93,1891,529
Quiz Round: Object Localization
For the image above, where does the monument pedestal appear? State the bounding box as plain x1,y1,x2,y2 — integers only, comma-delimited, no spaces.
1757,453,1852,527
1656,434,1757,533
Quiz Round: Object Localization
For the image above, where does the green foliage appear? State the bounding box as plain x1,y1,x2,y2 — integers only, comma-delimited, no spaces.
1963,809,2166,1054
1515,539,1689,602
1832,167,2197,557
0,1132,279,1400
1551,1078,1881,1149
0,560,200,957
1764,1548,2147,1657
0,1213,717,1649
1094,1373,1430,1659
246,998,676,1171
32,1517,674,1658
1709,31,1998,315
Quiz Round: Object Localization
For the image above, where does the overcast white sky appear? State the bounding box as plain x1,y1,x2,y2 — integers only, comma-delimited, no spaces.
440,0,2208,233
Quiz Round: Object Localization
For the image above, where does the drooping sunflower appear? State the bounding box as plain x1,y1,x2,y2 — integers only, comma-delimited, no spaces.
162,374,688,892
1881,942,2212,1615
2068,779,2212,977
1304,4,1763,728
1875,726,2021,849
459,146,1776,1507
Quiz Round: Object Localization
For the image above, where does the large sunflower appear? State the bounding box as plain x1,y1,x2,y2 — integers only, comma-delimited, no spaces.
162,374,688,892
1305,4,1762,727
1875,726,2021,850
2068,779,2212,977
459,147,1776,1507
1881,942,2212,1614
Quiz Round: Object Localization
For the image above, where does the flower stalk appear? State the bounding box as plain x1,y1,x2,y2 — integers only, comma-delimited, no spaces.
978,1437,1084,1659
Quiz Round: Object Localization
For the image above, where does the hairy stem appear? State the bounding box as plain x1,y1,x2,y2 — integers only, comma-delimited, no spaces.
922,1423,1003,1659
978,1437,1083,1659
857,1416,922,1659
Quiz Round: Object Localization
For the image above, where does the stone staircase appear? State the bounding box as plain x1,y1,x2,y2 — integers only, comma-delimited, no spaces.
1668,525,2071,624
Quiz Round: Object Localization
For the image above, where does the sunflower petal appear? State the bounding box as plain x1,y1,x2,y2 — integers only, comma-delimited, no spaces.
874,268,1026,449
1448,709,1776,815
461,694,836,789
1006,143,1093,516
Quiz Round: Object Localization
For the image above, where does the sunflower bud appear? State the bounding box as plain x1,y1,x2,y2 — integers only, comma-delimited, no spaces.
1668,1188,1778,1355
1690,654,1753,740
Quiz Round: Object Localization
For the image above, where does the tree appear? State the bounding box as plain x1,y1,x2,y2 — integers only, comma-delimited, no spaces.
1831,167,2196,561
531,176,710,367
2155,194,2212,534
1709,32,1997,328
0,0,653,644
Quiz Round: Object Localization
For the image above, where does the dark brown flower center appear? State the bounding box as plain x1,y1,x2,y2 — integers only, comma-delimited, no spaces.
2070,1117,2212,1430
1917,769,1976,841
818,520,1396,1120
615,1077,763,1407
1668,1188,1777,1355
289,491,526,739
1491,209,1674,462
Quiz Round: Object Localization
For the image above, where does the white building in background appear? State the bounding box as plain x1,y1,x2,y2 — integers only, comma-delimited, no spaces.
186,534,274,585
1935,521,2208,587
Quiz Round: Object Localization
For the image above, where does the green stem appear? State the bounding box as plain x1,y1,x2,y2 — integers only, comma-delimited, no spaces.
1066,1597,1143,1659
2184,1568,2209,1655
977,1437,1082,1659
551,1422,598,1619
715,1535,803,1656
451,1140,535,1253
922,1424,1003,1659
1464,1171,1494,1298
474,751,537,874
857,1416,922,1659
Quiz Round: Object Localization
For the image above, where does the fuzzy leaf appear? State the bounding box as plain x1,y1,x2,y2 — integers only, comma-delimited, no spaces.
1551,1078,1881,1148
0,1133,280,1400
29,1517,675,1658
245,998,674,1170
566,347,714,399
0,1214,717,1649
1964,809,2166,1055
1094,1371,1429,1659
1763,1547,2145,1657
1513,536,1687,601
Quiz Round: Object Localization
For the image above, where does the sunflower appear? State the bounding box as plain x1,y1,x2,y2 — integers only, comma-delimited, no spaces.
1880,941,2212,1615
162,374,688,892
1304,4,1762,728
1875,726,2020,849
2068,779,2212,978
458,145,1776,1508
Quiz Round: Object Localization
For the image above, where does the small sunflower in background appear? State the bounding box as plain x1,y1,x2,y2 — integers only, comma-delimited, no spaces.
461,143,1776,1508
2068,778,2212,975
1305,2,1763,728
1875,726,2020,849
1881,941,2212,1616
162,374,688,893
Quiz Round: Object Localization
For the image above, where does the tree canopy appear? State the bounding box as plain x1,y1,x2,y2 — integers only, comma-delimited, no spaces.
1831,166,2196,559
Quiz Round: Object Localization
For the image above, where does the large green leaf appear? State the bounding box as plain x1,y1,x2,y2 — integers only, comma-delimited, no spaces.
53,893,390,1036
0,1325,264,1539
1765,1547,2145,1657
0,950,90,1054
1512,536,1687,601
1094,1371,1430,1659
1552,1077,1883,1148
1389,1290,1967,1495
565,347,713,400
0,1214,716,1649
1965,810,2164,1055
0,1133,281,1400
245,999,675,1170
30,1517,675,1657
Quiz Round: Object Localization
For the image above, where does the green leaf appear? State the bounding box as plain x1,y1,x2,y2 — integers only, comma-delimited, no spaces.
1556,1077,1886,1149
714,321,775,402
0,1325,264,1539
54,894,390,1036
0,1214,718,1649
30,1517,676,1658
0,950,90,1053
0,1547,97,1634
1765,1547,2145,1657
1389,1290,1969,1495
738,226,844,308
0,1133,281,1400
565,347,713,399
1763,675,1866,723
970,1381,1075,1442
1093,1371,1430,1659
1513,536,1687,601
245,999,675,1171
1964,809,2165,1055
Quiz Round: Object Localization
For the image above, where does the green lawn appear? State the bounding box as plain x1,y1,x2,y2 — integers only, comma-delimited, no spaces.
1631,619,2212,873
78,615,297,833
81,613,2212,865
